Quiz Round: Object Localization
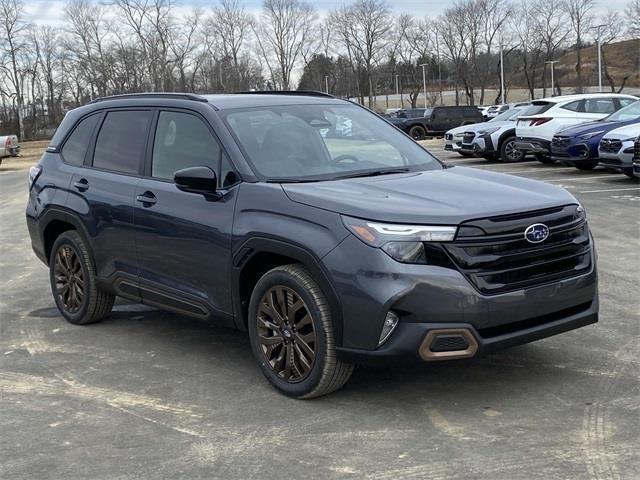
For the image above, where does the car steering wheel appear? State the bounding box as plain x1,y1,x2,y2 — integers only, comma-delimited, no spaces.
331,154,359,165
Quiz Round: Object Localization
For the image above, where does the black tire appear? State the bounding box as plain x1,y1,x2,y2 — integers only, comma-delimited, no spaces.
49,231,115,325
536,153,555,164
248,264,354,399
499,136,525,162
408,125,427,141
624,170,638,179
575,162,597,171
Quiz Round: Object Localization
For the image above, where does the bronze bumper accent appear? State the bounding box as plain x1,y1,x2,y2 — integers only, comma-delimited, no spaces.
418,328,479,361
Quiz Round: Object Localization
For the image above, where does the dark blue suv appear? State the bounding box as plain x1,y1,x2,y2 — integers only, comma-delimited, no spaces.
551,100,640,170
26,92,598,398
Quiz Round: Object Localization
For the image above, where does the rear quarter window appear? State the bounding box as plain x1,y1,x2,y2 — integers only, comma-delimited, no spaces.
60,114,101,166
92,110,151,174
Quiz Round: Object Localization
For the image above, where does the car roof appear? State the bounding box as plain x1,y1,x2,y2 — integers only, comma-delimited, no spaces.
534,93,638,104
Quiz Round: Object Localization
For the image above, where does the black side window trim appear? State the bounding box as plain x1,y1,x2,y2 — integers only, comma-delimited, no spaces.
58,112,104,167
144,107,241,189
87,108,154,177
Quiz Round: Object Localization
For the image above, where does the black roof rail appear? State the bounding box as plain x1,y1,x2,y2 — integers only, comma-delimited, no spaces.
89,92,208,104
233,90,335,99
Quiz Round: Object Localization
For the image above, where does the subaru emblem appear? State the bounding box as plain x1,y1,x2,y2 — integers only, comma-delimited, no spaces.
524,223,550,243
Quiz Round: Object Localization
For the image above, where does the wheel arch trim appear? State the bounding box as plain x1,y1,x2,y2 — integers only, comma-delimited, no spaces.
232,236,344,345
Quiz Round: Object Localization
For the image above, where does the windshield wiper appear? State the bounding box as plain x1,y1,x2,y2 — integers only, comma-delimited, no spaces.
265,178,322,183
335,167,411,179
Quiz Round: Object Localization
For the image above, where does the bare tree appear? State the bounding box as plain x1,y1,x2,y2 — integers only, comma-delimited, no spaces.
330,0,393,108
533,0,571,97
566,0,596,93
254,0,316,90
0,0,29,139
625,0,640,39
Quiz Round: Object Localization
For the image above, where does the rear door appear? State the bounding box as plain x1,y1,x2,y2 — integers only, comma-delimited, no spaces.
132,109,239,319
68,109,151,280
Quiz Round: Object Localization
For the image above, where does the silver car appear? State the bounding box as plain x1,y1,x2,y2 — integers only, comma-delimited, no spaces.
598,123,640,178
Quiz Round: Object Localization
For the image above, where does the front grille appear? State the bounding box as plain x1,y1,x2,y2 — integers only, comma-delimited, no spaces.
600,139,622,154
551,136,571,150
633,136,640,164
462,132,476,144
443,205,591,295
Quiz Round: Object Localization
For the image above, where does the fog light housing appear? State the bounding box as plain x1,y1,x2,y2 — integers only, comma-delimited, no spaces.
378,311,399,346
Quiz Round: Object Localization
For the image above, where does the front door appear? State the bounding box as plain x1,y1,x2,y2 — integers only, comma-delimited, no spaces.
133,109,238,319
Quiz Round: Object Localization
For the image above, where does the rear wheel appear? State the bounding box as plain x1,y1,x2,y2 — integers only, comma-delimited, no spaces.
248,264,354,399
409,125,427,141
49,231,115,325
499,136,525,162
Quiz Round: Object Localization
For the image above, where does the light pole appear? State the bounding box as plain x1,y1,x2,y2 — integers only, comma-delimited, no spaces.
499,43,506,104
419,63,428,108
395,74,400,108
545,60,559,96
324,75,329,94
594,24,607,92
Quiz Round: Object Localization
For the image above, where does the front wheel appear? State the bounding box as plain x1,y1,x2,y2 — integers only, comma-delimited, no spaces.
248,264,354,399
408,125,427,141
499,136,525,162
50,231,115,325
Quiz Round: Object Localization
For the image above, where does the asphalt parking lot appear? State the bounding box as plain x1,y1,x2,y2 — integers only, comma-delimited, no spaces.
1,144,639,480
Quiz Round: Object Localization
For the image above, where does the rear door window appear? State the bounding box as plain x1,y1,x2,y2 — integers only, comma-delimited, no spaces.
61,114,101,166
92,110,151,175
561,100,584,112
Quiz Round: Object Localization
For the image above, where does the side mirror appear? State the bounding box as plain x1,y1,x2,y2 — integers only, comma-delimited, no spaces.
174,166,220,199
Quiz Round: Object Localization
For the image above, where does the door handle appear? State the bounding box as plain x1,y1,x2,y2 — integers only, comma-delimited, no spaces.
136,191,157,205
73,178,89,191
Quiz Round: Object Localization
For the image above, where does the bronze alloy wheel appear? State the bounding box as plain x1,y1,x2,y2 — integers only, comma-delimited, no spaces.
256,285,316,382
53,245,85,314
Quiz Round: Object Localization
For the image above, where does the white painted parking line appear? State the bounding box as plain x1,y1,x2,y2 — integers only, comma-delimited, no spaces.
493,167,578,174
578,187,640,194
545,174,627,182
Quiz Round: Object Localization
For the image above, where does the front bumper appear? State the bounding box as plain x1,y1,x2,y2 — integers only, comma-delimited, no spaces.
461,134,495,154
324,235,598,361
598,147,634,173
550,143,597,164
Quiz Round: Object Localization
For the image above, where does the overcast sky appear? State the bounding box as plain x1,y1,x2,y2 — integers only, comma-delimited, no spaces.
24,0,629,25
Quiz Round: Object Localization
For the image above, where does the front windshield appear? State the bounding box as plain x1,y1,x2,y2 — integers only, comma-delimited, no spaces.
489,108,525,122
222,103,442,182
604,100,640,122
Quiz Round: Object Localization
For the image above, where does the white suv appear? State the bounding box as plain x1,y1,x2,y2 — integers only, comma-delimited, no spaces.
515,94,638,163
597,122,640,178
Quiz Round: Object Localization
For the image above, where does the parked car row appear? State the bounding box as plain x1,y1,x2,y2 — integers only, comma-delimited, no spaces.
441,94,640,181
384,105,484,140
514,93,638,167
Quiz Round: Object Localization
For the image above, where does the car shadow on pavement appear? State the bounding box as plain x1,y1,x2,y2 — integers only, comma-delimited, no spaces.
25,299,581,406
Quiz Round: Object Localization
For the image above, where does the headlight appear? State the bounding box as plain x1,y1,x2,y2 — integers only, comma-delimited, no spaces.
620,137,637,142
578,131,605,140
342,216,457,263
477,127,500,135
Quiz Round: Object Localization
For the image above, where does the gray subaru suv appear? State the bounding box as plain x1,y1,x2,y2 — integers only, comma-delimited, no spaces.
26,92,598,398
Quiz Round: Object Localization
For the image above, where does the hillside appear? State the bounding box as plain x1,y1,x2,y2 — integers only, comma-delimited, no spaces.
546,38,639,90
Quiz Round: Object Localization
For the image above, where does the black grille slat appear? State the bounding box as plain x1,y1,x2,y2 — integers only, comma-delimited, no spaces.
444,205,591,295
462,132,476,144
600,139,622,154
551,136,571,151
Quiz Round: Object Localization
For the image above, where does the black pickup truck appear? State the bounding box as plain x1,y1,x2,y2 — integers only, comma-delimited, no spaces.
392,106,484,140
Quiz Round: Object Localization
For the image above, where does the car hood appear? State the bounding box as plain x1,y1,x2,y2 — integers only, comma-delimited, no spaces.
282,167,576,225
602,122,640,140
446,125,468,136
556,120,633,137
